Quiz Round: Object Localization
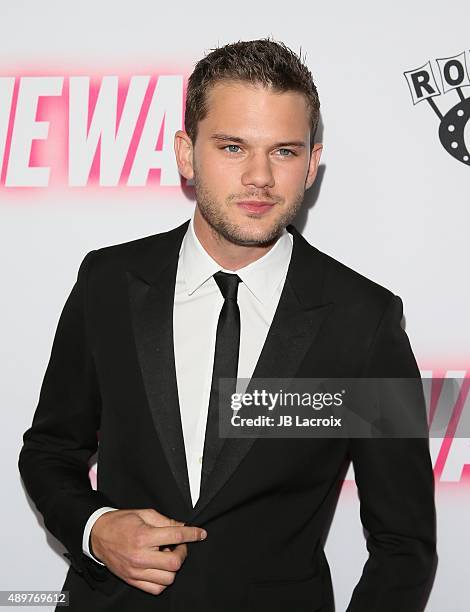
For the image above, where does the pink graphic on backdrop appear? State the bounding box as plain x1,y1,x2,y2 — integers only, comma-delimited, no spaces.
0,67,192,196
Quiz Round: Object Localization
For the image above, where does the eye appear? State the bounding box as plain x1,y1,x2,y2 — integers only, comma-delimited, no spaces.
276,148,296,157
223,144,242,153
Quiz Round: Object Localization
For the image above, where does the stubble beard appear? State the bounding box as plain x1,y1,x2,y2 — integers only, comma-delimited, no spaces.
193,171,305,247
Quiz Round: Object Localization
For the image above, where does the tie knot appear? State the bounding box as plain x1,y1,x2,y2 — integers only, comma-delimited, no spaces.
213,271,241,301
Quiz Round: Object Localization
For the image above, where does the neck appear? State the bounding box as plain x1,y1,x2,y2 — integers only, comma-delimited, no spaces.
193,208,279,271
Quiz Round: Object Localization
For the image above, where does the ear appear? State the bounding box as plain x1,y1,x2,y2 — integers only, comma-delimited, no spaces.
305,143,323,190
174,130,194,180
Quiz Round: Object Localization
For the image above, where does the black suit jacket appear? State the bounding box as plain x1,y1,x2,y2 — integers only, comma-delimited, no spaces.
19,220,437,612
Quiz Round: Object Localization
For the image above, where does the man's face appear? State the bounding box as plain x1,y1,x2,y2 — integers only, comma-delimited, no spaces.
177,80,322,246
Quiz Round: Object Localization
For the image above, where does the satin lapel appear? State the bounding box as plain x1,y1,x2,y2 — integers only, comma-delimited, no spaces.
126,222,193,511
190,225,333,520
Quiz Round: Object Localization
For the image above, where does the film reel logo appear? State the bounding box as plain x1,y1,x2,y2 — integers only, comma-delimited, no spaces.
404,51,470,166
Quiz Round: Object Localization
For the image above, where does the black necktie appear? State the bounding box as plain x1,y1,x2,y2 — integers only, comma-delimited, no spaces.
200,271,242,492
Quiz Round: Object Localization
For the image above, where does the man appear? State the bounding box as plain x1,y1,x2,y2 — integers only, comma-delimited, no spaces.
19,38,437,611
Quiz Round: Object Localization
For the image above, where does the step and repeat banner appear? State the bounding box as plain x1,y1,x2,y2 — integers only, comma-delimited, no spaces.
1,1,468,610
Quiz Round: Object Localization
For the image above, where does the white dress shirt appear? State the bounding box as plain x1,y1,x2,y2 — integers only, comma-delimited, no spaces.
82,212,293,564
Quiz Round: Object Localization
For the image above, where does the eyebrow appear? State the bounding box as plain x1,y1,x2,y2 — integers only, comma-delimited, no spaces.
210,133,306,148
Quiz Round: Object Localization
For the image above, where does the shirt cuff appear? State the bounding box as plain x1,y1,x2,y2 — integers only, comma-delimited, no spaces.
82,506,119,566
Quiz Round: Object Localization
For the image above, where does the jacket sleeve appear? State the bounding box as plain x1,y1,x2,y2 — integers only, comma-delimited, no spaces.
346,294,437,612
18,250,118,589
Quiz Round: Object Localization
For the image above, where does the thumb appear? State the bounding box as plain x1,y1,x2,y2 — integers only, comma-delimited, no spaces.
136,508,185,528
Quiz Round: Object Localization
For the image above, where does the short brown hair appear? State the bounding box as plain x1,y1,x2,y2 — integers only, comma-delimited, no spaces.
185,37,320,146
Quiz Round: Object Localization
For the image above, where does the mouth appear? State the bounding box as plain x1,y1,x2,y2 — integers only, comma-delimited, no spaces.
236,200,275,215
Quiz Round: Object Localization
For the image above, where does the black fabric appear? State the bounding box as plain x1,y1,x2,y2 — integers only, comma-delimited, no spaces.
201,272,242,495
18,220,437,612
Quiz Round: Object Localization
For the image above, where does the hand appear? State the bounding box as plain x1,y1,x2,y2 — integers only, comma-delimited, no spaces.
90,508,207,595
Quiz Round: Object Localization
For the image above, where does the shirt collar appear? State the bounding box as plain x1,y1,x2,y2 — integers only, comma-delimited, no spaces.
179,212,293,305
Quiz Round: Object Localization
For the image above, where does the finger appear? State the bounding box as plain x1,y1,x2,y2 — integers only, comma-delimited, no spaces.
126,579,169,596
127,565,177,587
152,525,207,547
130,545,187,572
165,543,188,566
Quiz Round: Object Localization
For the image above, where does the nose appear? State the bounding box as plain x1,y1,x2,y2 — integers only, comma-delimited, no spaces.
241,151,275,190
